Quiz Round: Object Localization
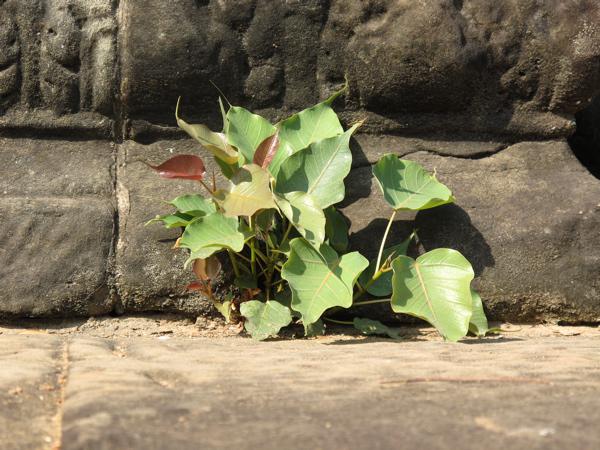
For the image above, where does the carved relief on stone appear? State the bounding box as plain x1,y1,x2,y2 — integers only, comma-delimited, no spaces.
40,0,115,115
0,4,20,114
0,0,115,118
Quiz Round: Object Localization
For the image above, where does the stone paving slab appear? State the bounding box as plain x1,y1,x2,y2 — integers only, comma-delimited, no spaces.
0,334,64,450
0,321,599,450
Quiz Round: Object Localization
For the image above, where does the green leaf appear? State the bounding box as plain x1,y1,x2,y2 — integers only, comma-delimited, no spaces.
304,319,325,337
255,209,275,233
373,155,455,211
268,82,347,176
274,192,325,248
226,106,276,163
240,300,293,341
215,164,277,217
391,249,474,342
469,289,489,337
276,124,359,208
215,157,239,179
277,101,343,155
234,274,258,289
353,318,402,340
179,212,245,258
214,299,233,323
169,194,216,216
324,206,349,253
186,246,226,266
358,234,414,297
176,100,238,164
282,239,368,325
218,97,229,133
146,212,193,228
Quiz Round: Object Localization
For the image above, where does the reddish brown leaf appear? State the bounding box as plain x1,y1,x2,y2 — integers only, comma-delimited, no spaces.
148,154,206,181
253,133,280,168
192,255,222,281
186,282,209,294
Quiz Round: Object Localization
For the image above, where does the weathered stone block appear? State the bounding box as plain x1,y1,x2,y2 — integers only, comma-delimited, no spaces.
115,139,227,314
0,0,116,134
0,197,114,316
342,140,600,322
0,138,115,317
119,0,600,139
0,137,115,197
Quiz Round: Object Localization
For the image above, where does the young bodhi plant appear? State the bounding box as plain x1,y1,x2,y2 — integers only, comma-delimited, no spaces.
148,88,490,342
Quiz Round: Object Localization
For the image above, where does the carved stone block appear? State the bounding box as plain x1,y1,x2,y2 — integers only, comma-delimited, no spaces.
0,0,116,131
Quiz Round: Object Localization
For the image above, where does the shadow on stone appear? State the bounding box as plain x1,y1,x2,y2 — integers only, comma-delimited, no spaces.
349,217,415,261
415,204,494,277
568,95,600,179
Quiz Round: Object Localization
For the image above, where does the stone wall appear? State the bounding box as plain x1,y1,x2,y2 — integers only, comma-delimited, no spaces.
1,0,599,322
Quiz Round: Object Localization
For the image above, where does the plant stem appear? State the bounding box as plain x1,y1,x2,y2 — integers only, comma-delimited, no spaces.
375,210,397,272
252,246,270,265
323,317,354,325
198,179,214,197
227,250,240,277
249,216,256,275
351,298,390,307
280,222,293,248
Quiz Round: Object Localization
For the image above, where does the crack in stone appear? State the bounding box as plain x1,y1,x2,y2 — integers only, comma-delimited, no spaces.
350,144,512,171
50,338,70,450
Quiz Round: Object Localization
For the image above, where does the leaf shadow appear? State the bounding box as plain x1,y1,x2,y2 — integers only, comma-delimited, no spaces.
348,217,415,261
415,204,494,276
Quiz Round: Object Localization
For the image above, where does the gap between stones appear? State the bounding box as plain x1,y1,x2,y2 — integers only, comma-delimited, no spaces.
50,338,70,450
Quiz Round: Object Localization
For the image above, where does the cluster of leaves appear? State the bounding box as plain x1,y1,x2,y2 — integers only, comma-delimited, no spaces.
148,89,489,342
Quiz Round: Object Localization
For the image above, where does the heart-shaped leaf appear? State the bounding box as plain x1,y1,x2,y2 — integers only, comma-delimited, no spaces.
277,101,343,155
193,255,222,281
240,300,293,341
373,155,454,211
353,318,402,340
269,92,346,177
276,124,360,209
391,248,474,342
253,133,280,168
358,234,414,297
226,106,276,163
324,206,349,254
148,155,206,181
282,239,368,325
469,289,489,337
274,191,325,248
179,212,245,260
215,164,277,217
169,194,216,216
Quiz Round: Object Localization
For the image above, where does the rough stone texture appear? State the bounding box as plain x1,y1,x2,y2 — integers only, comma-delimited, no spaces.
0,322,599,450
0,1,599,320
0,0,116,136
119,0,600,139
0,138,115,317
0,334,64,450
343,140,600,322
115,140,227,315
